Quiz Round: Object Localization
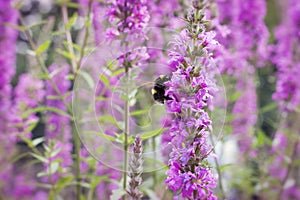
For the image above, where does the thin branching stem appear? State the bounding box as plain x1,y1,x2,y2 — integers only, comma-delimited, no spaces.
61,2,93,198
75,0,93,76
61,5,77,73
123,65,130,200
18,15,72,113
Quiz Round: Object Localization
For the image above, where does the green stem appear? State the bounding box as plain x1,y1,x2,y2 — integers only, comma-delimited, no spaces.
123,66,130,200
61,3,93,198
74,122,81,200
209,134,226,199
19,15,72,113
75,0,93,77
61,5,77,73
19,9,89,200
152,136,157,187
48,143,56,199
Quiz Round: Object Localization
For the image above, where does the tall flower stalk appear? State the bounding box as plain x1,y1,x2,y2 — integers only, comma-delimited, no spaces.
0,7,40,200
127,135,143,200
105,0,149,197
215,0,269,157
164,2,219,199
269,0,300,199
44,64,73,186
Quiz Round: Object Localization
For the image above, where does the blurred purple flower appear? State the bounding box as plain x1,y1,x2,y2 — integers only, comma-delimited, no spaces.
80,148,90,174
0,1,18,89
43,64,73,183
214,0,269,159
147,0,182,29
272,0,300,112
45,64,71,141
13,175,36,198
96,166,121,199
13,74,45,140
215,0,269,74
105,0,149,37
232,76,257,157
14,74,45,108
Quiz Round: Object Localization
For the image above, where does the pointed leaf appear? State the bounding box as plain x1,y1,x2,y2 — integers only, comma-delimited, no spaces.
56,175,74,193
36,40,51,55
32,137,45,147
30,153,49,163
141,128,166,140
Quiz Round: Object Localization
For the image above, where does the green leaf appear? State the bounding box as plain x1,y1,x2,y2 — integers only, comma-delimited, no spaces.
30,153,49,163
228,91,241,103
33,183,53,189
259,102,277,114
80,71,95,89
66,12,78,30
55,175,74,193
32,137,45,147
129,98,137,106
95,96,108,101
129,89,138,99
141,128,166,140
52,31,65,36
294,158,300,166
50,148,62,158
111,68,125,76
84,19,91,27
21,136,34,148
67,74,75,81
36,41,51,55
47,95,63,100
85,131,116,142
98,115,121,129
78,182,90,188
48,162,60,175
13,0,23,9
24,120,39,134
22,106,71,119
43,144,51,152
12,152,30,163
219,163,233,172
110,188,126,200
255,129,272,147
6,20,46,32
38,73,51,80
130,109,149,116
97,132,116,142
107,60,118,70
37,171,48,178
49,190,55,200
4,22,26,31
116,133,134,144
56,48,76,60
63,41,81,52
27,21,47,29
80,195,86,200
67,2,81,8
99,74,110,86
144,157,167,168
120,93,128,101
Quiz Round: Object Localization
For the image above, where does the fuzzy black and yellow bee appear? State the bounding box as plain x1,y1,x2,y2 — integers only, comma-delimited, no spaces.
151,75,172,104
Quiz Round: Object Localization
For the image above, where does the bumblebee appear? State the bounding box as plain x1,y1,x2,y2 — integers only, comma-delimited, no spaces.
151,75,172,104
